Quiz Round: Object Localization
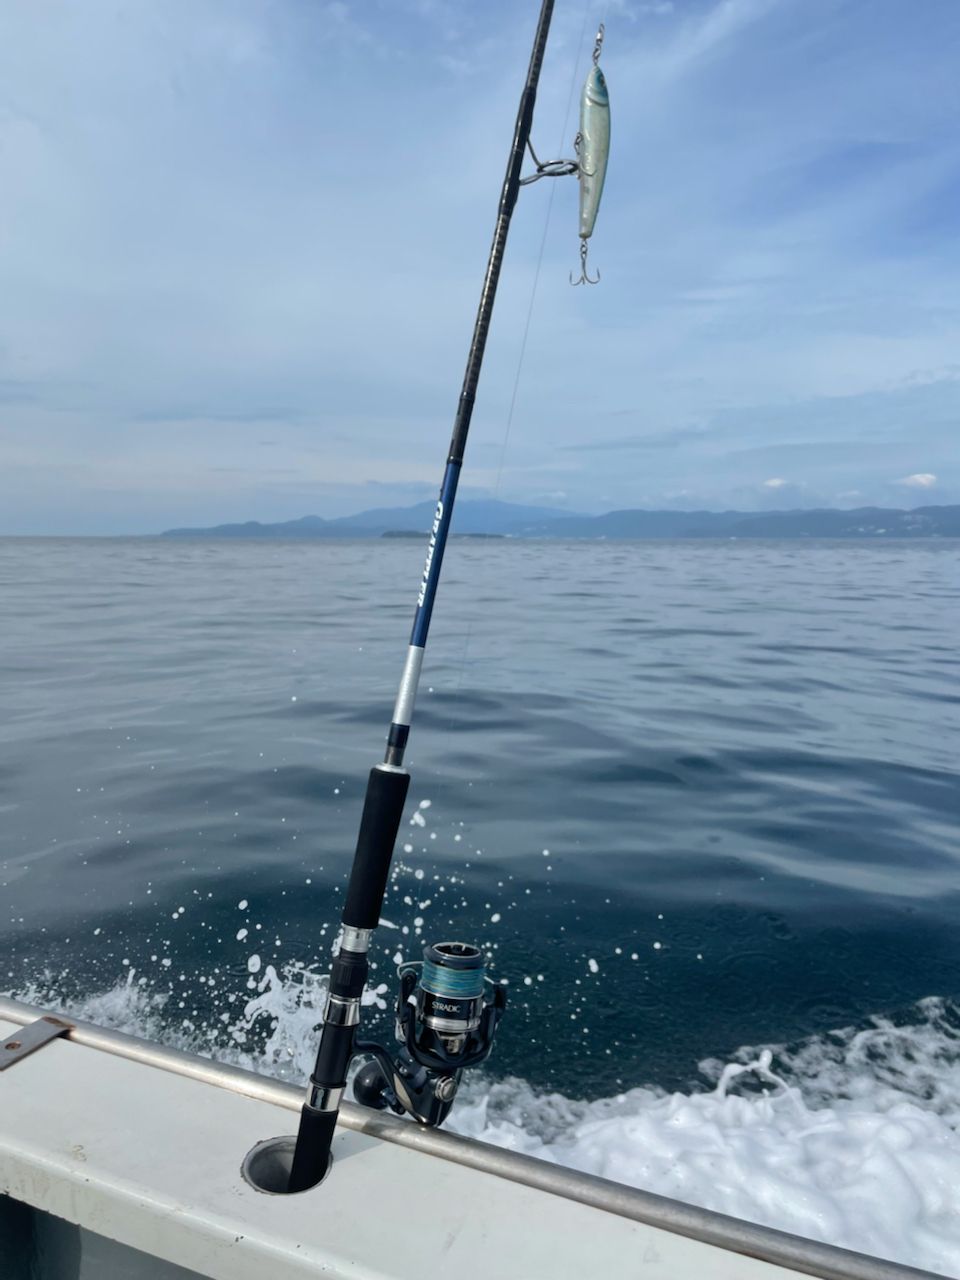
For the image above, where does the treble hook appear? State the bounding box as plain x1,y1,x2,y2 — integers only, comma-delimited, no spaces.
592,23,605,66
570,238,600,286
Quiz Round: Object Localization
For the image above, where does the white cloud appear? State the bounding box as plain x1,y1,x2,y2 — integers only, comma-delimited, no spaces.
763,477,787,488
898,473,938,488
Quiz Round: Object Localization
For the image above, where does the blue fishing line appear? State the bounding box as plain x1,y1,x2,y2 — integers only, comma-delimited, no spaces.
421,957,485,1000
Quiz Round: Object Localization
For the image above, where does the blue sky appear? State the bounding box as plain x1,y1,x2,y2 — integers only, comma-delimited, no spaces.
2,0,958,533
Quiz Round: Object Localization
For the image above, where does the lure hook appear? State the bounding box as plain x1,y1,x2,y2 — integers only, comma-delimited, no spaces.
570,238,600,286
592,23,605,66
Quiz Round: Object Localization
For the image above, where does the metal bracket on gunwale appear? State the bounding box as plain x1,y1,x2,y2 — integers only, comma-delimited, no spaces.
0,1016,73,1071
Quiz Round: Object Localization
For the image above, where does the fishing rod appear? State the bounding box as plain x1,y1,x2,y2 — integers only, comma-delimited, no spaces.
288,0,611,1193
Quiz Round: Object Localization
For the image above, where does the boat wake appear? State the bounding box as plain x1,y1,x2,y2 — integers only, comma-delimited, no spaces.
453,1011,959,1274
6,967,959,1276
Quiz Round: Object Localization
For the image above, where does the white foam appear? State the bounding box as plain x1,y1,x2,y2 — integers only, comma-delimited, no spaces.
453,1070,960,1272
452,1003,960,1275
458,1075,960,1274
7,969,960,1275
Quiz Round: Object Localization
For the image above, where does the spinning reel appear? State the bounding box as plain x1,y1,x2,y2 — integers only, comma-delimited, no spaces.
354,941,506,1126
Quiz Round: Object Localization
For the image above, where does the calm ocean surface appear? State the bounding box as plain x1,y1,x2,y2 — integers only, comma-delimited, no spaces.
2,536,959,1096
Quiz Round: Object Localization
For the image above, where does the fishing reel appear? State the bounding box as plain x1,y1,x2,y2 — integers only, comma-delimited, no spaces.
354,941,505,1126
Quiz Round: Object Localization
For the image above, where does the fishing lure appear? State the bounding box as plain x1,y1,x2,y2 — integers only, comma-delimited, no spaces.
572,27,610,285
516,22,610,285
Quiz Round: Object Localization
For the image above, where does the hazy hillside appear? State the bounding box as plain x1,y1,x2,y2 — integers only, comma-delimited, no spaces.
161,502,960,540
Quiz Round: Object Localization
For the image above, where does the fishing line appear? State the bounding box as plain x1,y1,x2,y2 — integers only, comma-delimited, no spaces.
445,8,593,713
492,4,591,497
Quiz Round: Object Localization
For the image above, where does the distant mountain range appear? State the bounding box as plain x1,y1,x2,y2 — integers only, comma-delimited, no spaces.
161,501,960,540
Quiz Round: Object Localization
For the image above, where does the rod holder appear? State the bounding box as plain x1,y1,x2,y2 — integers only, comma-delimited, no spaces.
243,1135,331,1195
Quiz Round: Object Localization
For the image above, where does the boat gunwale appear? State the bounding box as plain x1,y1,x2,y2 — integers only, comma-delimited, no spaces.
0,993,946,1280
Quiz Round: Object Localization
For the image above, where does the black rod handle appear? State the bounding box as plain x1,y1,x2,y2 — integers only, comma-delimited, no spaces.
343,767,411,928
288,1108,336,1193
288,764,409,1191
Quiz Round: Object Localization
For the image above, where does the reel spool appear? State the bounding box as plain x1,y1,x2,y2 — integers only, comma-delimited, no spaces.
354,941,506,1126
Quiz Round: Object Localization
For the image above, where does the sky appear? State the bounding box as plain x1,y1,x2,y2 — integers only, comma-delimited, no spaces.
2,0,959,534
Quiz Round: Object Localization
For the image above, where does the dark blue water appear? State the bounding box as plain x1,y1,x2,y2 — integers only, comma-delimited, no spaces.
2,537,958,1096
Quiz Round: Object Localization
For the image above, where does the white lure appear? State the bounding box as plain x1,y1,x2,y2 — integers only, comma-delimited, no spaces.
578,63,610,241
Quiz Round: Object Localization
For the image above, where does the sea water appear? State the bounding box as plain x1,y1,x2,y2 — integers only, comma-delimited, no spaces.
2,537,958,1272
